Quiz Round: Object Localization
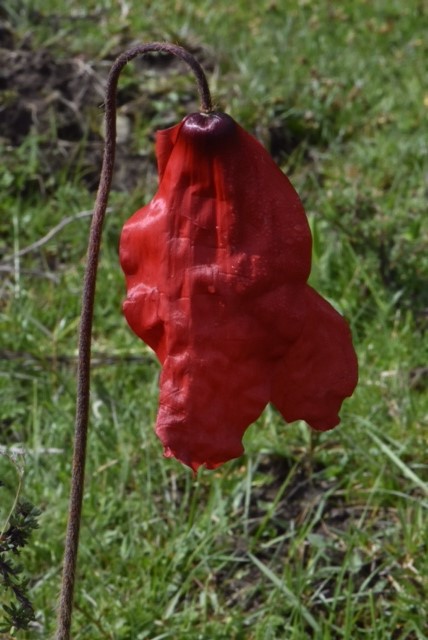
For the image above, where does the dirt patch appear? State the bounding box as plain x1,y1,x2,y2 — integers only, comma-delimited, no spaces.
0,21,213,194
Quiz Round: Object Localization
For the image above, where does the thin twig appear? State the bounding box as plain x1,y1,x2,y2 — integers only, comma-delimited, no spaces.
2,209,109,263
1,348,155,367
56,42,213,640
0,446,64,456
0,265,60,282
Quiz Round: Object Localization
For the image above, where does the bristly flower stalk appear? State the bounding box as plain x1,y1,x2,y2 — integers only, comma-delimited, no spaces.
56,42,214,640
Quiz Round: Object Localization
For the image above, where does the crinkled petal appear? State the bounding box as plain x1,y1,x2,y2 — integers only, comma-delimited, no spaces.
119,112,358,470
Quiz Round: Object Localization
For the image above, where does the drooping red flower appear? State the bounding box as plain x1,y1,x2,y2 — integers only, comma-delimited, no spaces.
119,112,358,471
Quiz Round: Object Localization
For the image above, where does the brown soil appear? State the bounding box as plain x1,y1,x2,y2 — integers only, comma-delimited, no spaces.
0,21,212,194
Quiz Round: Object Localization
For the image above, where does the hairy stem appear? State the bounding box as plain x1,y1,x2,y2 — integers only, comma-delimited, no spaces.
56,42,212,640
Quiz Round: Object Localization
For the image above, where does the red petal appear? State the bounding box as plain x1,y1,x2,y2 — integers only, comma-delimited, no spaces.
271,287,358,430
120,112,358,469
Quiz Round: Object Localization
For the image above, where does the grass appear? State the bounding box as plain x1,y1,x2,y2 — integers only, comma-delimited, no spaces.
1,0,427,638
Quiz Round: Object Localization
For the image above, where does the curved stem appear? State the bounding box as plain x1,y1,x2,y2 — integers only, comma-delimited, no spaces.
56,42,213,640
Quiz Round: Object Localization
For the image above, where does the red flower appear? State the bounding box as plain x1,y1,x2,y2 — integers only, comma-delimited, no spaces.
120,112,358,471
